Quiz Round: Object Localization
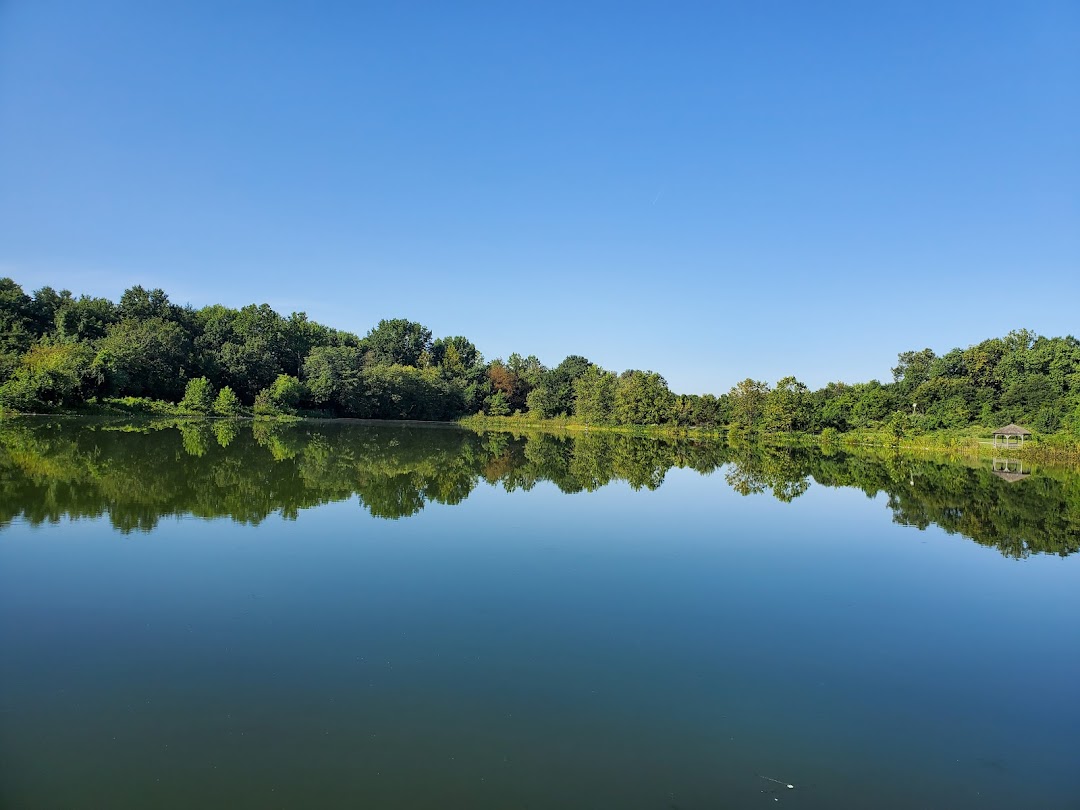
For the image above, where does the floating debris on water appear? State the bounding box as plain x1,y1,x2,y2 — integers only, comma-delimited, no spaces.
758,775,795,789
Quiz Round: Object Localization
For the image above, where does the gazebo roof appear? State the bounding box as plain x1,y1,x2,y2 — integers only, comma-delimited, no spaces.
994,423,1032,436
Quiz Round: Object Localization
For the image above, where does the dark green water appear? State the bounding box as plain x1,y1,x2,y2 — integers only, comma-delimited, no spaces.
1,418,1078,809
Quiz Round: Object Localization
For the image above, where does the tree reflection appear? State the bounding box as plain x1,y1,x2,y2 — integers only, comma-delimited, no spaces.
0,418,1077,557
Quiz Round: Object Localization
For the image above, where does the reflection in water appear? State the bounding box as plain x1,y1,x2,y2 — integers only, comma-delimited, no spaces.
1,418,1077,557
991,457,1030,482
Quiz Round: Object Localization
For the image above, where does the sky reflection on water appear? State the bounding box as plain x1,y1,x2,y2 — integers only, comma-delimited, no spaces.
1,419,1078,808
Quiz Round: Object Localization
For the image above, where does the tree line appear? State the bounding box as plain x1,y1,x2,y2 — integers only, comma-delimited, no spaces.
2,278,1079,436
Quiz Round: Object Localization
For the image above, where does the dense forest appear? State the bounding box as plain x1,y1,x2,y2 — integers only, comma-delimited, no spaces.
2,418,1077,557
2,277,1079,436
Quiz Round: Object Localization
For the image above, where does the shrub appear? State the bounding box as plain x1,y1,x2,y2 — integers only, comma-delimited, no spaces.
213,386,243,416
267,374,303,412
180,377,214,413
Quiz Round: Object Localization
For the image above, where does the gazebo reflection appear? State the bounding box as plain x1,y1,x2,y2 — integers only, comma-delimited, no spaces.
992,457,1030,482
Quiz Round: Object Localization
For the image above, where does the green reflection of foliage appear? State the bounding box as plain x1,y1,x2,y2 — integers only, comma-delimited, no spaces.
212,419,241,448
252,419,301,461
0,419,1077,557
178,421,212,458
724,445,810,502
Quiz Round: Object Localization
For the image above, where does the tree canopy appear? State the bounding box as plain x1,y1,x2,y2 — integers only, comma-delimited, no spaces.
1,278,1078,438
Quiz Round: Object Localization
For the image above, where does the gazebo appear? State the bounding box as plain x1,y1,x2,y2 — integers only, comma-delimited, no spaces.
993,423,1032,449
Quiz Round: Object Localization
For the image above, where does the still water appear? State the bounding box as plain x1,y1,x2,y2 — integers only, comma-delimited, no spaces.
1,418,1077,808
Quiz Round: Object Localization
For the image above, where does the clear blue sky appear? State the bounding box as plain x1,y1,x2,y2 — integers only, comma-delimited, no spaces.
1,1,1077,394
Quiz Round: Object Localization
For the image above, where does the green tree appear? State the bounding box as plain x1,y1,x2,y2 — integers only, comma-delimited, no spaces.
93,318,192,400
525,384,560,418
431,336,483,375
218,304,288,400
362,319,432,367
0,341,95,411
484,389,511,416
303,346,363,413
892,348,937,393
0,278,37,366
727,379,770,431
29,286,72,335
690,393,722,428
118,285,176,321
266,374,304,411
353,365,463,420
192,303,291,401
763,376,810,433
849,381,895,428
671,395,695,427
180,377,215,413
282,312,345,378
537,355,593,417
613,370,674,425
573,366,618,425
888,411,909,443
508,353,545,390
55,295,118,342
253,390,275,415
213,386,244,416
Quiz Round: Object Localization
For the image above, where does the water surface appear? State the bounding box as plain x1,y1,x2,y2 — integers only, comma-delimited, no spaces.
1,418,1077,808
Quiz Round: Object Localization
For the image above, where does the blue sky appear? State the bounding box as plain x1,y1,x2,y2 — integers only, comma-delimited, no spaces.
1,1,1077,394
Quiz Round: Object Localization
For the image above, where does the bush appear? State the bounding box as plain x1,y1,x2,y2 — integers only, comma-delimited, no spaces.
180,377,214,413
0,342,94,411
267,374,304,412
1031,407,1062,434
102,396,180,415
213,386,243,416
485,390,510,416
253,390,277,416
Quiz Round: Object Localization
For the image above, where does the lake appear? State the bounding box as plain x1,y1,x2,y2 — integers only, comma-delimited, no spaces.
1,418,1077,809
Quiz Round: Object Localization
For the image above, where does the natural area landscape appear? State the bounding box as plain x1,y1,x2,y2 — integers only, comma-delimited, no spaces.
3,278,1080,459
1,3,1077,808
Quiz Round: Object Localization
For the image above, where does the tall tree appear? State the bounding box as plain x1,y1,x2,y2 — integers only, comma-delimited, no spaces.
118,285,176,322
431,336,483,374
727,379,770,431
303,345,364,413
0,278,36,364
613,370,674,426
283,312,339,378
763,376,810,433
892,348,937,393
535,355,593,417
573,366,618,425
55,295,119,342
93,318,192,400
29,286,72,335
362,319,432,368
487,360,521,411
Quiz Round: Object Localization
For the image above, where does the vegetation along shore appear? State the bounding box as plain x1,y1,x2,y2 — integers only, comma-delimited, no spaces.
2,277,1078,457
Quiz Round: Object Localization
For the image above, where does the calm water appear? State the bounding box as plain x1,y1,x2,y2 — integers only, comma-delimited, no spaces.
1,418,1078,809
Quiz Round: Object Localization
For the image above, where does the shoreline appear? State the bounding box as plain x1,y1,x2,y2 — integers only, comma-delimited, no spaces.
5,407,1078,465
